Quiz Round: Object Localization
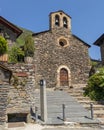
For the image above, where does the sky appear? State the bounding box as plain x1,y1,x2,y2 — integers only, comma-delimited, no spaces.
0,0,104,60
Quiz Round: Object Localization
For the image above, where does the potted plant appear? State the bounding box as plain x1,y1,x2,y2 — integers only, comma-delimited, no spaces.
24,35,34,63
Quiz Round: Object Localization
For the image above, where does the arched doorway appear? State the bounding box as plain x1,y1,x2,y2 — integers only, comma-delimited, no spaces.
57,65,71,87
60,68,68,86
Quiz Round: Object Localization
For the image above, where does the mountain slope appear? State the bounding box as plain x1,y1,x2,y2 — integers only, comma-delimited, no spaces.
16,27,33,46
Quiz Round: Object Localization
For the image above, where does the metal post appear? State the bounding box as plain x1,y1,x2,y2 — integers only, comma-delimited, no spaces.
35,106,38,122
40,79,47,122
62,104,66,121
90,103,94,119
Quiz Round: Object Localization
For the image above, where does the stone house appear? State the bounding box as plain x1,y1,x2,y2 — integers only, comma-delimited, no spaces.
33,10,91,89
0,16,22,61
93,34,104,65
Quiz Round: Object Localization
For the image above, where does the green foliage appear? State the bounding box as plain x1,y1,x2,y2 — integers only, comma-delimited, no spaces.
24,35,34,57
0,36,8,55
7,27,34,62
16,27,33,46
84,67,104,101
9,45,24,63
91,61,98,67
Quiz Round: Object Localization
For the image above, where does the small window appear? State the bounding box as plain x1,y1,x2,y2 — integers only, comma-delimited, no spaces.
8,113,27,123
55,15,60,26
63,17,68,28
59,39,67,47
59,41,65,47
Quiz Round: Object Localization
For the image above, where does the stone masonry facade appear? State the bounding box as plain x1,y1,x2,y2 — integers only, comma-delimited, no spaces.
5,63,35,117
0,63,35,123
33,10,91,89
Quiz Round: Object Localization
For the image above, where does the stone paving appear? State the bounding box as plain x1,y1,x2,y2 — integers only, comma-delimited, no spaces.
42,128,103,130
34,90,99,125
2,90,103,130
0,124,103,130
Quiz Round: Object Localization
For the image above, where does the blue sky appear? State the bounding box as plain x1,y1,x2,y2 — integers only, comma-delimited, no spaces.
0,0,104,60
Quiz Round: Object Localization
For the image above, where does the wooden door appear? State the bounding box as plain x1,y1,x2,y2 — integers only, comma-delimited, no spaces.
60,68,68,86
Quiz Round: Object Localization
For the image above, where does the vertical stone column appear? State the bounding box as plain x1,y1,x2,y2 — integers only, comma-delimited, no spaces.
40,80,47,122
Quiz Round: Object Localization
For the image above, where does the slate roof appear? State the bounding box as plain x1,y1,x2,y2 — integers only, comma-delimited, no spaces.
49,10,72,18
93,33,104,46
0,16,22,37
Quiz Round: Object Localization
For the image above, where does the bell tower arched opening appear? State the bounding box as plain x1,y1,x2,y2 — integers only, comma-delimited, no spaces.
55,15,60,26
63,17,68,28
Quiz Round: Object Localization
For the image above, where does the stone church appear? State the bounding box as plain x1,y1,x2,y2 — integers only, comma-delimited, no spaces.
0,10,91,124
33,10,91,89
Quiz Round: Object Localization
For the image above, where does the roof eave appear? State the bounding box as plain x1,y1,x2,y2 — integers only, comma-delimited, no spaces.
32,30,50,36
49,10,72,19
93,34,104,46
73,34,91,48
0,16,23,38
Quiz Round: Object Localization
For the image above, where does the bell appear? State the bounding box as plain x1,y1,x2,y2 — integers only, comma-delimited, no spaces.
55,19,59,23
64,21,67,25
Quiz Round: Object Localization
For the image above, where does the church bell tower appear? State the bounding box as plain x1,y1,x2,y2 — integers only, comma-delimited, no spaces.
49,10,71,31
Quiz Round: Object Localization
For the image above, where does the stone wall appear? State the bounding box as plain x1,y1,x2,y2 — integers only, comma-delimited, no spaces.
0,84,9,124
3,63,36,121
33,27,91,88
0,65,11,124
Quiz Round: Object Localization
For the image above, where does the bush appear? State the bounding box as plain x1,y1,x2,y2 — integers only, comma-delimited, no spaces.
84,67,104,101
9,46,24,63
0,36,8,55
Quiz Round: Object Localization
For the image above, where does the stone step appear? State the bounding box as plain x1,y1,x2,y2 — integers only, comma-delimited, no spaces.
84,104,104,111
78,100,96,105
73,96,90,101
64,88,104,126
98,118,104,125
94,110,104,118
68,90,84,94
69,93,83,97
8,122,25,128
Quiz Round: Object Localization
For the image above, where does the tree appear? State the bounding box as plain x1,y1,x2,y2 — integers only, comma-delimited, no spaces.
0,36,8,55
24,35,34,57
84,67,104,101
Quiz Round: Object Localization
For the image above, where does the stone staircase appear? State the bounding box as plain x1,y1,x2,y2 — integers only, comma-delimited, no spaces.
67,87,104,128
34,89,100,127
